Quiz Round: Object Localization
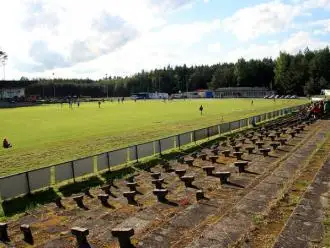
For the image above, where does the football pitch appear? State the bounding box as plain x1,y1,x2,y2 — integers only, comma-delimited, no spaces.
0,98,307,176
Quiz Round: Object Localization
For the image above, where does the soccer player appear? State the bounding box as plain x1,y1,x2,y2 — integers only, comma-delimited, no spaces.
199,105,204,115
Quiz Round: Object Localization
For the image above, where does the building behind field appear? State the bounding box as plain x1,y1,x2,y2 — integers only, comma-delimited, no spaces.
214,87,274,98
131,92,169,99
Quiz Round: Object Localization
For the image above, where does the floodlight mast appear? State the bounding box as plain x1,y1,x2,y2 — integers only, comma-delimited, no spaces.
2,60,5,80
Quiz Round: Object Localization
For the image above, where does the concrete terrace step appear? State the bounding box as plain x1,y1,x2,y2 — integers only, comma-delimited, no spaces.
134,121,322,248
185,120,329,248
272,153,330,248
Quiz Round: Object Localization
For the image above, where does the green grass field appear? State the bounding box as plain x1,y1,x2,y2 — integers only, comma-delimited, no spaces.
0,98,307,176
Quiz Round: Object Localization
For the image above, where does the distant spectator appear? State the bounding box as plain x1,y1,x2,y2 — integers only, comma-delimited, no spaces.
199,105,204,115
121,97,124,103
324,101,329,115
3,138,12,149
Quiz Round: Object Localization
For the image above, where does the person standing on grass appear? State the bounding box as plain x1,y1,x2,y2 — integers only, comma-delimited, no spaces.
98,101,101,108
251,100,254,106
199,105,204,116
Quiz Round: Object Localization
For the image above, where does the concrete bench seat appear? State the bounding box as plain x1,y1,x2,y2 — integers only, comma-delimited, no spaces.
73,195,84,208
152,178,164,189
111,227,134,248
55,197,64,208
233,151,243,160
175,169,186,178
100,184,111,194
211,148,219,155
209,155,218,163
298,125,305,131
71,227,89,246
153,189,168,202
185,158,194,166
256,141,264,149
151,172,161,179
289,131,296,138
190,152,198,159
251,137,258,144
126,175,136,183
98,194,109,205
234,145,242,152
126,182,137,191
276,131,282,138
260,148,271,157
196,190,205,201
202,166,215,176
177,157,185,164
161,161,172,172
234,161,249,173
230,141,237,147
20,224,33,244
0,223,9,242
270,142,280,150
214,171,231,184
245,146,255,154
222,150,231,157
123,191,137,204
198,153,207,160
279,138,287,145
180,175,195,187
269,134,276,141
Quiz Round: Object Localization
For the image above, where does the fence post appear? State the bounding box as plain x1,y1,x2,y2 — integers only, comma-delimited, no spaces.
178,135,181,149
135,145,139,163
25,172,31,195
71,161,76,183
158,140,162,156
106,152,110,171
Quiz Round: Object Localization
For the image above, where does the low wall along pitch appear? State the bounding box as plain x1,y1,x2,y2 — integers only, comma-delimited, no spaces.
0,104,308,201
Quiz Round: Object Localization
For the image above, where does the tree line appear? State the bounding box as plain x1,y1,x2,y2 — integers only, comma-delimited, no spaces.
3,47,330,98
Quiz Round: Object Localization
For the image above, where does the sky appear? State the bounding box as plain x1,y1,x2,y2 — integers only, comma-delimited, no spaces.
0,0,329,80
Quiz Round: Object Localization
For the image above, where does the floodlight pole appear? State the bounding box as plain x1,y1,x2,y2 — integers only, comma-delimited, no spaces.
2,61,5,80
105,74,109,99
53,73,56,98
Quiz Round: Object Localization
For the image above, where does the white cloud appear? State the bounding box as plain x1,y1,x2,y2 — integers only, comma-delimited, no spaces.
222,1,302,41
0,0,329,80
224,31,327,62
208,43,221,53
309,19,330,35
